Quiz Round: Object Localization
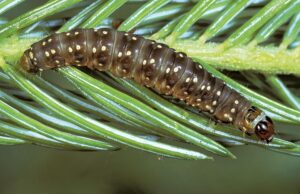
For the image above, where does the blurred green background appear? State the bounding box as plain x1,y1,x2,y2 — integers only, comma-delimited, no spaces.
0,144,299,194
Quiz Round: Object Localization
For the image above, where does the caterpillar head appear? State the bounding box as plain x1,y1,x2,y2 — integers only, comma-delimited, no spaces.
254,116,274,143
20,50,38,73
244,106,274,143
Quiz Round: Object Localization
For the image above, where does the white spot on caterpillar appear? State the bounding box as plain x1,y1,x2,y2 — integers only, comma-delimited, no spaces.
207,86,211,91
48,38,52,43
179,53,184,58
42,41,46,46
66,33,70,36
231,108,236,113
76,45,81,50
29,52,34,59
235,100,239,105
166,67,170,74
74,31,79,35
92,47,97,53
185,77,191,82
101,46,107,51
126,51,132,56
205,105,211,110
157,45,162,48
210,109,214,113
212,101,217,106
103,31,108,34
196,98,201,102
217,91,221,96
68,47,73,53
124,33,129,36
50,49,56,54
122,69,127,73
55,60,60,64
132,36,137,40
149,58,155,64
229,117,233,122
174,66,181,72
98,63,103,66
118,52,122,57
193,77,198,83
142,60,147,65
45,51,50,57
183,91,188,95
201,85,206,90
166,85,171,89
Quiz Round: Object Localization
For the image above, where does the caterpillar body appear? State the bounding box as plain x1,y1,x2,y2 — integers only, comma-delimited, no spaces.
20,28,275,142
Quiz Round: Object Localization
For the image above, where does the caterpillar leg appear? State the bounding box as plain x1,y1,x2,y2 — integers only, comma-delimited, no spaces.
207,117,220,128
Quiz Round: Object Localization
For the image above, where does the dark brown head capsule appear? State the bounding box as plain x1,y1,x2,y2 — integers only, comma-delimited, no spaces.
254,116,274,143
243,106,274,142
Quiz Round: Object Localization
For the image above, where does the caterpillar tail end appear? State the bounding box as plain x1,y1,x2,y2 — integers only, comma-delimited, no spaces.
20,53,30,71
19,52,38,73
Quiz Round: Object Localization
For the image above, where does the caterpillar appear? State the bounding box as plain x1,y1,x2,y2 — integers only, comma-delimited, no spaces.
20,28,275,142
